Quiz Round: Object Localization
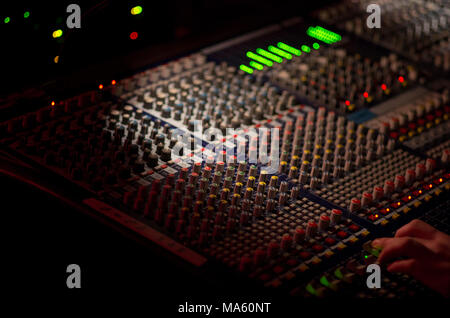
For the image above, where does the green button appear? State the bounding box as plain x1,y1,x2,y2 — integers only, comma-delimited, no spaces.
306,283,316,295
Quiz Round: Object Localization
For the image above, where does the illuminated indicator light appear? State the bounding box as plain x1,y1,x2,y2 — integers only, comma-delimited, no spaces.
375,214,379,218
111,80,116,85
256,48,282,63
429,184,433,188
319,276,330,287
267,45,292,59
381,84,387,90
306,26,342,44
345,100,351,106
363,92,369,98
418,190,422,194
386,208,390,212
306,283,316,295
408,195,412,200
277,42,301,56
364,255,368,259
334,268,343,279
4,17,10,24
439,178,443,182
301,45,311,53
398,76,404,83
51,101,55,106
52,29,63,38
313,42,320,49
98,84,103,90
246,52,273,67
53,56,59,64
397,202,401,206
24,11,30,18
130,31,138,40
131,6,143,15
239,64,254,74
249,61,263,70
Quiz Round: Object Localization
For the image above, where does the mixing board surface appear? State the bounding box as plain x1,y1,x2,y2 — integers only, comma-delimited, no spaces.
2,0,449,298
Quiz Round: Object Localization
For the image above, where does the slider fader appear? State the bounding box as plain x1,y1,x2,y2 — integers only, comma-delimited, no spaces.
1,0,449,298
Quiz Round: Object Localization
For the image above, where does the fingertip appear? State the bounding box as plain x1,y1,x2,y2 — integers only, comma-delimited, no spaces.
372,238,386,248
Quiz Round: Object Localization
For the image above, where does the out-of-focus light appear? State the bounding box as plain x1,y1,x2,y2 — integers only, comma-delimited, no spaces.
52,29,63,38
51,101,56,106
249,61,263,70
98,84,104,90
256,48,282,63
131,6,143,15
345,100,351,106
239,65,253,74
130,31,138,40
4,17,10,24
301,45,311,53
54,56,59,64
363,92,369,98
277,42,301,56
246,52,273,67
313,42,320,49
111,80,116,85
24,11,30,18
398,76,404,83
268,45,292,59
381,84,387,90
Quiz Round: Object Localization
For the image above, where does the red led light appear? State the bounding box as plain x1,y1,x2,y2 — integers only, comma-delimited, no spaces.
345,100,350,106
363,92,369,98
130,32,138,40
381,84,387,90
398,76,404,83
98,84,104,90
111,80,116,85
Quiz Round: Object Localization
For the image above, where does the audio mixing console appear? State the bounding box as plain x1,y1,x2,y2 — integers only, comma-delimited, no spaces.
1,0,449,298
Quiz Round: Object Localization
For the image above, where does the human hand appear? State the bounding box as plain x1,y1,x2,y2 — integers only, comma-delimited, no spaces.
372,219,450,297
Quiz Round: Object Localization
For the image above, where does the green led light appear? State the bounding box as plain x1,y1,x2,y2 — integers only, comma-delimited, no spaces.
256,48,282,63
131,6,143,15
306,283,317,295
313,42,320,49
277,42,301,56
364,255,368,259
4,17,10,24
301,45,311,53
24,11,30,18
320,276,330,287
52,29,63,38
307,26,342,44
246,52,273,67
334,268,343,279
268,45,292,59
240,64,254,74
249,61,263,70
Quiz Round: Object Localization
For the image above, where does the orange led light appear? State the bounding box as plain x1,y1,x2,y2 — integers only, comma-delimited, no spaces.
408,195,412,200
51,101,55,106
111,80,116,85
99,84,104,90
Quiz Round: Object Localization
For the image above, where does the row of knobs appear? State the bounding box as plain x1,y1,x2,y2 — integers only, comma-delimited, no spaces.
270,47,415,112
239,208,348,272
349,158,437,212
274,107,393,188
